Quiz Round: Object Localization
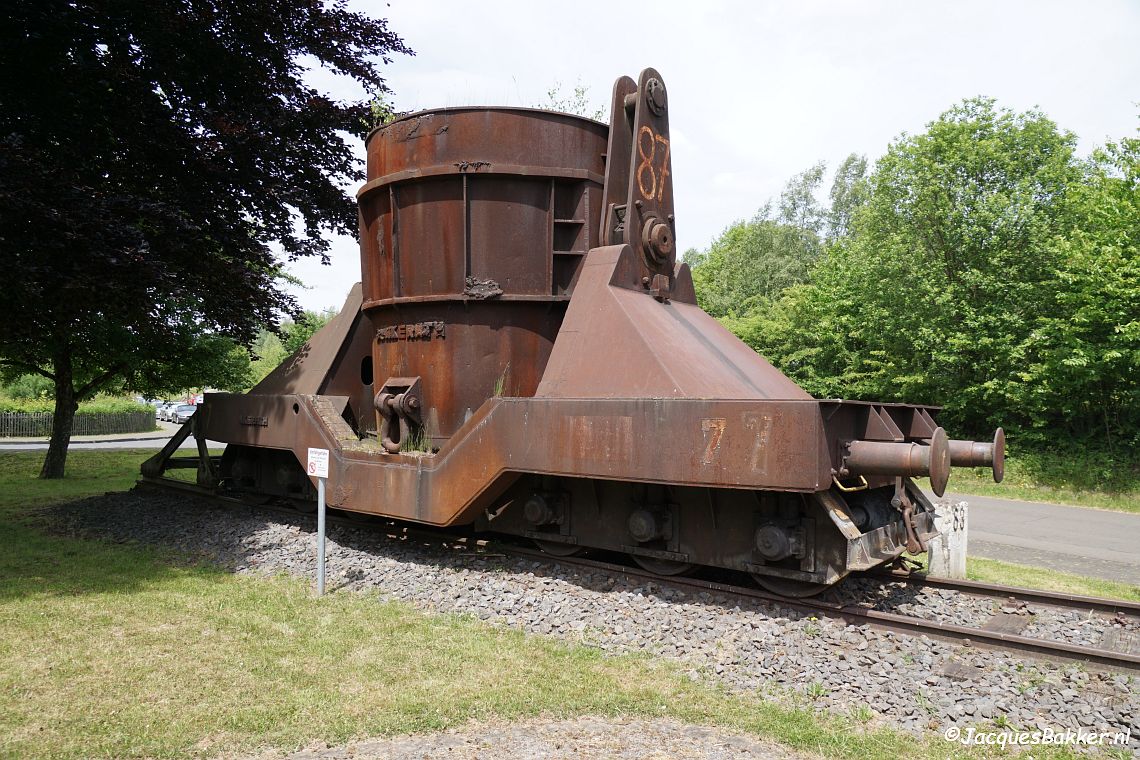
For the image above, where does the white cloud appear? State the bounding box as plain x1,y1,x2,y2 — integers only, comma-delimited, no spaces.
285,0,1140,310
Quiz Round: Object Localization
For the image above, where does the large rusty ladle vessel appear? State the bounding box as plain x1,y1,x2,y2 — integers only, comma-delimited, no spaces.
144,68,1005,596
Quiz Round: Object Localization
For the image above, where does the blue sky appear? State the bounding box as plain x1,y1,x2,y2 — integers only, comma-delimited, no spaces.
288,0,1140,312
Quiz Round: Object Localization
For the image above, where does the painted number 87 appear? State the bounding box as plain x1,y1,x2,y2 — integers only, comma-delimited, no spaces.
636,125,671,202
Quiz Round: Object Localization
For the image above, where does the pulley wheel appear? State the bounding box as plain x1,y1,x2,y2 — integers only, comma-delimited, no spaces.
631,555,694,576
751,573,832,598
534,539,586,557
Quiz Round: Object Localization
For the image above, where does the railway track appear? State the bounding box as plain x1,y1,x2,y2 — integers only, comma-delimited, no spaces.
874,569,1140,617
502,546,1140,673
137,476,1140,673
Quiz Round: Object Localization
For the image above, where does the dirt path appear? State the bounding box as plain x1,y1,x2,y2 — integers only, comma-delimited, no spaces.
243,717,811,760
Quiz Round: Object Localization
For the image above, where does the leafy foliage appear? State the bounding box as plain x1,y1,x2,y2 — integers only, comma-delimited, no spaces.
933,444,1140,510
748,100,1082,430
1,374,54,401
247,330,289,388
826,154,869,241
687,163,833,318
1020,137,1140,452
281,310,336,356
0,394,152,415
695,98,1138,465
245,309,336,388
362,94,398,132
0,1,410,475
541,79,607,121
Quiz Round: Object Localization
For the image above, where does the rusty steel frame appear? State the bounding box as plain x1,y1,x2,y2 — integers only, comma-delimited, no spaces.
144,67,1005,590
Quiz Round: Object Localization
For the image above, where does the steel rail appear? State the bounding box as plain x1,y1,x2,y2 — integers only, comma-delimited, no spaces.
870,569,1140,617
135,476,1140,673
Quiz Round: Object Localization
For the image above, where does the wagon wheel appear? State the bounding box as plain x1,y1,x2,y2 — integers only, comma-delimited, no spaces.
534,539,586,557
750,573,831,598
291,500,317,514
631,555,694,576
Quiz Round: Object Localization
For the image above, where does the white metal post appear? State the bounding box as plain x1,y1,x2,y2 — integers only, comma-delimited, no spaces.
316,476,327,595
307,447,331,596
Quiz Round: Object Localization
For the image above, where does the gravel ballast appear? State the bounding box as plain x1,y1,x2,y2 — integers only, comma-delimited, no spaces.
826,575,1140,649
47,490,1140,753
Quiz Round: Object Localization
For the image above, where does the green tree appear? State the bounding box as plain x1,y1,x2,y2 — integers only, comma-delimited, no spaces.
777,162,827,234
1,374,53,401
127,329,254,398
745,98,1083,437
0,1,410,477
1022,136,1140,450
281,310,336,356
688,165,827,318
243,309,337,387
826,153,868,241
246,330,288,388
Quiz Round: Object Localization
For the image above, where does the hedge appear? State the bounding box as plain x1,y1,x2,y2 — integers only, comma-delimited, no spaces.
0,396,153,414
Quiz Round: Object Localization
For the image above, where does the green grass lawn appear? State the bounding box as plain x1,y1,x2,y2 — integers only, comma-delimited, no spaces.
935,468,1140,514
0,450,1111,759
900,554,1140,603
965,557,1140,602
923,445,1140,514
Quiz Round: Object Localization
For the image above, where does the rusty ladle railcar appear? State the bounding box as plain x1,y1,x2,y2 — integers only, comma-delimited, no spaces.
143,68,1005,596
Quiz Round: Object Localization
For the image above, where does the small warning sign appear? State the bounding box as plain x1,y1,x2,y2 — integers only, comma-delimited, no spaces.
307,447,330,479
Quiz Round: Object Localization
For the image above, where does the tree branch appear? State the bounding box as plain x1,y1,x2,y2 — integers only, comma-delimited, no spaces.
0,359,56,382
76,364,128,399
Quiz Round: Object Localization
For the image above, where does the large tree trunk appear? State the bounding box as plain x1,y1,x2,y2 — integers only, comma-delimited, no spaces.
40,348,77,479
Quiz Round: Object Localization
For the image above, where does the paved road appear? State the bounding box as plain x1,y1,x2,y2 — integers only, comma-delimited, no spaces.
933,491,1140,585
0,422,220,452
0,438,205,451
4,430,1136,584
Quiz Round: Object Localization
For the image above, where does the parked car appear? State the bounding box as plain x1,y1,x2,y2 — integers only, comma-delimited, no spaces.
154,401,172,420
172,404,197,424
158,402,181,422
